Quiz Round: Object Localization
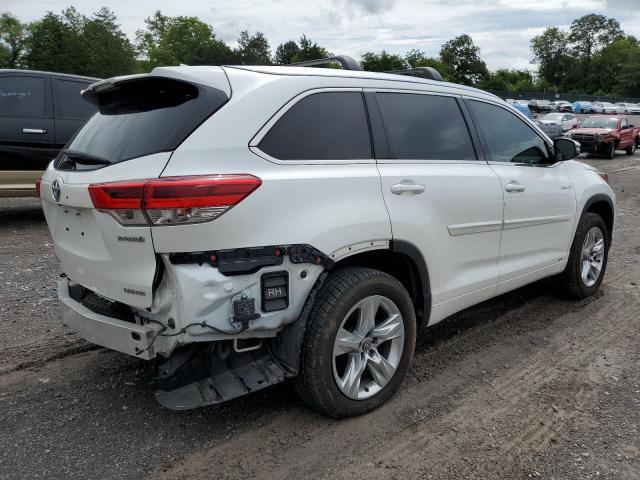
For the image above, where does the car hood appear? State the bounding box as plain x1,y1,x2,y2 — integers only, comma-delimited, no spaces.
568,128,614,135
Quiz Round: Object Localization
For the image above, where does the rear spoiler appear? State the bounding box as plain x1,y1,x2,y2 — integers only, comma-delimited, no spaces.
82,67,232,106
81,74,149,106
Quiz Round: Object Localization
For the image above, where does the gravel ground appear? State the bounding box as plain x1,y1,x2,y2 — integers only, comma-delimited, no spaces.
1,152,639,479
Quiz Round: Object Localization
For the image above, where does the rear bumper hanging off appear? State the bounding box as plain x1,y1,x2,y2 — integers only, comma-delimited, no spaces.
58,278,161,360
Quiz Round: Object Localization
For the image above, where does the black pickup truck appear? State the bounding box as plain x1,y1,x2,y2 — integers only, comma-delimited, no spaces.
0,69,98,197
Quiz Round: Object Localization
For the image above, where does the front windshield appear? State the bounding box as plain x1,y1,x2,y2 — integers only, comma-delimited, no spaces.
543,113,563,121
539,100,551,105
601,102,614,107
580,117,618,129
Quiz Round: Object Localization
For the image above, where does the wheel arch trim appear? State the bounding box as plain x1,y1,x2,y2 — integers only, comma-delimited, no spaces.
390,239,432,325
580,193,615,240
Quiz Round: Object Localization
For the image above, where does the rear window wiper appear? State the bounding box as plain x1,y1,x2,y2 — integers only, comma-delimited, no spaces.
56,149,113,170
59,150,112,166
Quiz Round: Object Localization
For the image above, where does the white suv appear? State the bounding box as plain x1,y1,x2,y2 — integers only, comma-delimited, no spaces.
39,59,614,417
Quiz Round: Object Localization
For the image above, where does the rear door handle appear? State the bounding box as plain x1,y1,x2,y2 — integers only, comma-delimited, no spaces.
391,183,425,195
504,182,526,193
23,128,47,134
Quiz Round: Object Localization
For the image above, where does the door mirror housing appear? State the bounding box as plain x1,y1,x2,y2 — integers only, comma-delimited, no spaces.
554,137,580,162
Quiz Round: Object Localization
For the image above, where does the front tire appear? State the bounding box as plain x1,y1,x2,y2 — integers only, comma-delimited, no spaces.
605,142,616,159
294,267,416,417
556,213,609,299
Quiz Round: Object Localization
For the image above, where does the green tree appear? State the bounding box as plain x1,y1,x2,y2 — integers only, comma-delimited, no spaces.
360,50,406,71
83,7,135,77
291,34,331,63
404,49,452,81
568,14,623,82
531,27,572,89
439,34,488,85
0,13,26,68
480,69,535,91
274,40,299,64
23,10,87,74
136,11,236,69
592,35,640,94
236,30,270,65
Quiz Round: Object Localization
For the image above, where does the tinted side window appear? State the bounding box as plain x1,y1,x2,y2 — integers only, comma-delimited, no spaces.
375,93,476,160
0,76,45,117
54,79,95,118
259,92,371,160
468,100,549,164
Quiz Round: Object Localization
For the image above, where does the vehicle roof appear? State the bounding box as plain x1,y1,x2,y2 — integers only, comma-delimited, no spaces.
224,65,498,99
0,68,99,81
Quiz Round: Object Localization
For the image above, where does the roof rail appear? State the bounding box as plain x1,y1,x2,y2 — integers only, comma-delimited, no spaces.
384,67,444,81
289,55,362,71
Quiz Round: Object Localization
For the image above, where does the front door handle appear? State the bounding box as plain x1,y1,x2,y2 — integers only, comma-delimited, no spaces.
23,128,47,134
504,182,526,193
391,183,425,195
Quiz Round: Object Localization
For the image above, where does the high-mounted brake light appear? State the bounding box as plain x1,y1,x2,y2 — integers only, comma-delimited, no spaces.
88,175,261,226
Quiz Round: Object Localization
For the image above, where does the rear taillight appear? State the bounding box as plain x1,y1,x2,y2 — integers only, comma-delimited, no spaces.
597,171,609,184
88,175,261,226
35,178,42,198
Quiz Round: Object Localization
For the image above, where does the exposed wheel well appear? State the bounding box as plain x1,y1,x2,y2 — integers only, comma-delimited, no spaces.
586,200,614,239
332,249,427,324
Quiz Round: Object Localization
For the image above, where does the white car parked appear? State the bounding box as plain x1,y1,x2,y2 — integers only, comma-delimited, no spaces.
593,101,621,114
39,57,615,417
616,102,640,115
538,112,579,131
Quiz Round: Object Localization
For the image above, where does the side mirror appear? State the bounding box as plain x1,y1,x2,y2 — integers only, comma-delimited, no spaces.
630,124,635,128
554,137,580,162
621,125,629,130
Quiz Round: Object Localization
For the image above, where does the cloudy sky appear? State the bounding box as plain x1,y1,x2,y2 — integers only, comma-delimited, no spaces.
3,0,639,71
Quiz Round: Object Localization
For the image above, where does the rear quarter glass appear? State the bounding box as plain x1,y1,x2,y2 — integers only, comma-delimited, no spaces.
55,77,229,169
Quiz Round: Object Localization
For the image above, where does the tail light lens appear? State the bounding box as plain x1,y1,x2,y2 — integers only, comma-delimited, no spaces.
35,178,42,198
88,175,261,226
597,171,609,184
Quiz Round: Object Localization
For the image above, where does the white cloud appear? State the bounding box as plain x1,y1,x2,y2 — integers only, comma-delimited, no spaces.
1,0,634,71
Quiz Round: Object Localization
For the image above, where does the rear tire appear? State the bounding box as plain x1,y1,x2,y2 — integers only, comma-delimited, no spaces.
294,267,416,418
626,142,636,155
556,213,609,299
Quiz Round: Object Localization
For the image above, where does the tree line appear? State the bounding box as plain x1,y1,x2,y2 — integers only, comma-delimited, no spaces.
0,8,637,96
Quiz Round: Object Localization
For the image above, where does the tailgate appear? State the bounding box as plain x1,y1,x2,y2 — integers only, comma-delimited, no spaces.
39,69,231,309
41,154,171,309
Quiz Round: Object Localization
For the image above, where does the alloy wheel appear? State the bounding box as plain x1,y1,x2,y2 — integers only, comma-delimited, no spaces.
581,226,605,287
332,295,405,400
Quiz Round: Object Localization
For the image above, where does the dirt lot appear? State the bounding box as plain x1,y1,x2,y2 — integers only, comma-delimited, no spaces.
1,153,639,480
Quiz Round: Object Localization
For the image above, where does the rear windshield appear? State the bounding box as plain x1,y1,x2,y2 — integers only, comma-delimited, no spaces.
55,77,228,169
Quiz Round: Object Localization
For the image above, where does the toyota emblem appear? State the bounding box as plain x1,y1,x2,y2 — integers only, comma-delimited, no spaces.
52,179,61,202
